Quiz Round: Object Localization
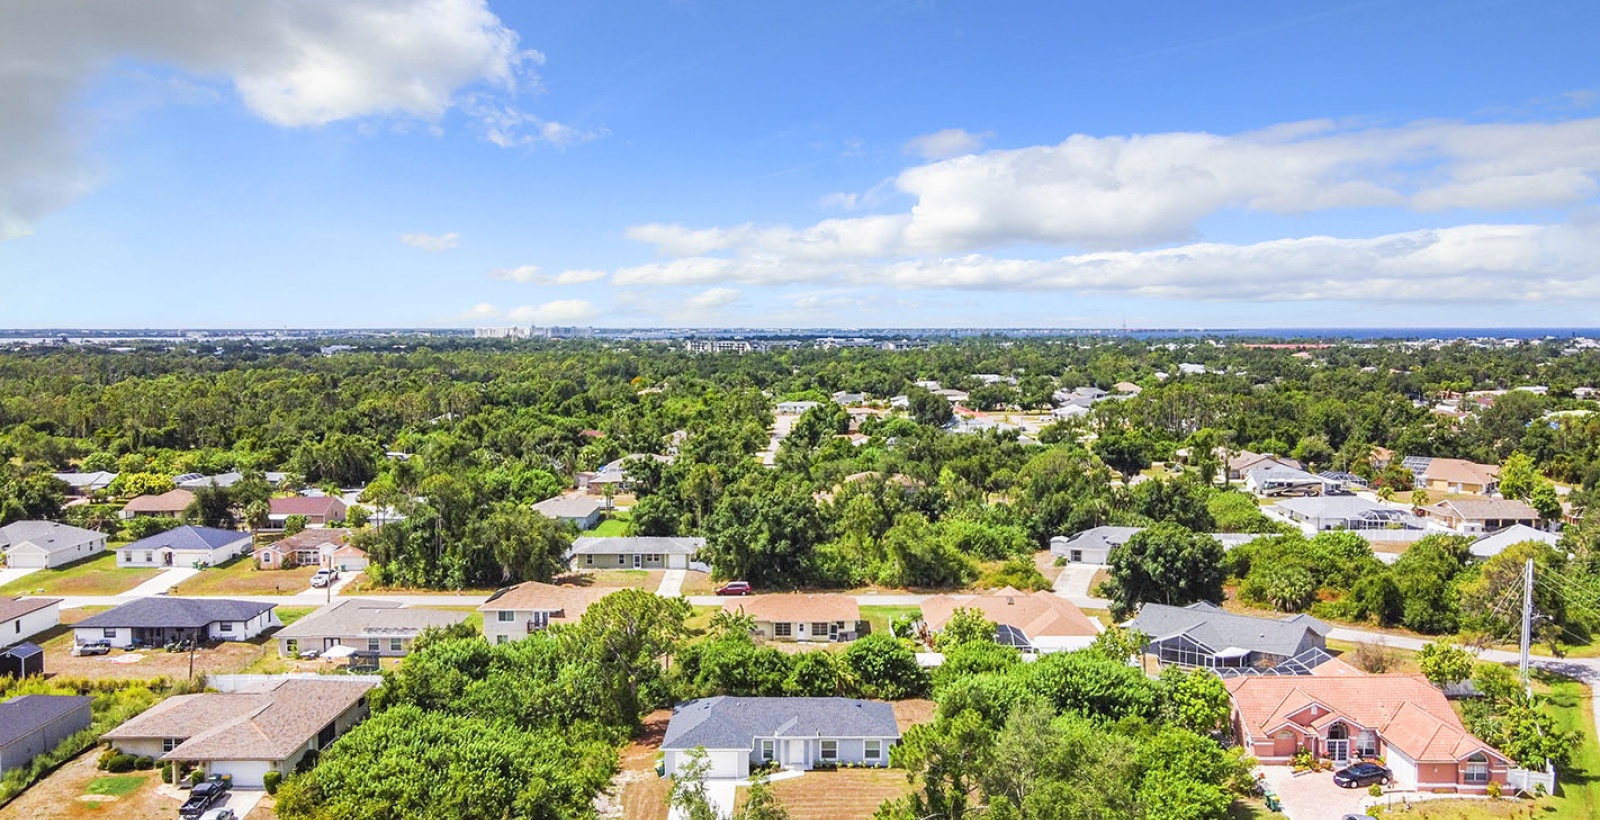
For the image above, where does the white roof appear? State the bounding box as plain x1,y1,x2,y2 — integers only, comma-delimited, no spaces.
1469,524,1558,559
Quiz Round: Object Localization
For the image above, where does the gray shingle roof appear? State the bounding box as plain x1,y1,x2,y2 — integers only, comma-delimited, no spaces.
662,697,900,751
75,598,275,630
569,536,704,556
0,521,104,554
532,496,604,520
1050,526,1144,555
1126,602,1328,658
0,695,92,747
275,599,468,640
118,525,250,554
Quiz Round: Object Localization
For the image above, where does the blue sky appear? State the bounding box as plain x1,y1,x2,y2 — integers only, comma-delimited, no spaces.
1,0,1598,329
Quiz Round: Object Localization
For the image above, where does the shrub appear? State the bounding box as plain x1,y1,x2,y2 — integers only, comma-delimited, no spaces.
1486,779,1501,799
263,770,283,795
189,769,204,787
103,753,139,773
160,762,173,783
134,756,154,770
1367,783,1382,797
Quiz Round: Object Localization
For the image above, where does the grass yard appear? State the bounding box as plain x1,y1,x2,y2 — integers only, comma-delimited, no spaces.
0,553,160,597
679,571,715,596
275,606,316,627
1227,798,1273,819
557,569,661,589
733,768,912,820
685,605,721,635
82,776,145,798
859,605,921,637
171,557,318,596
584,511,631,536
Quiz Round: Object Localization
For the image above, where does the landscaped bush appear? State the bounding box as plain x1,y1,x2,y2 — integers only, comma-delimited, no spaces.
102,753,139,773
134,756,154,770
263,770,282,795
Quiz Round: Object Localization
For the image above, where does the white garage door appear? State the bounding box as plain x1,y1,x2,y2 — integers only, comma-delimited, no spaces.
211,760,274,789
705,750,745,779
1387,749,1417,789
6,552,47,569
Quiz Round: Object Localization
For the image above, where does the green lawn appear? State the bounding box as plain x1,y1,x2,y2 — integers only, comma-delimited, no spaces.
585,513,632,536
859,605,922,638
0,552,160,596
276,606,316,627
172,555,318,596
84,776,146,797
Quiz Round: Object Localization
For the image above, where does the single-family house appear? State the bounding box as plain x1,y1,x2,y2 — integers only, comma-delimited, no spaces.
1227,673,1512,792
116,525,252,568
176,471,288,490
579,454,674,495
1051,403,1090,421
1272,497,1423,532
101,678,374,787
1409,457,1501,495
1468,524,1559,560
120,489,195,519
1226,452,1303,482
661,696,900,778
1245,466,1339,497
0,521,107,569
0,695,93,774
479,581,616,644
723,594,861,643
776,400,821,415
1419,499,1540,534
1113,381,1142,395
568,536,703,571
268,496,347,528
254,528,367,571
1050,526,1143,564
274,599,468,658
1126,602,1329,672
532,495,605,530
920,588,1101,652
50,471,117,497
0,643,45,678
73,598,279,648
0,597,61,646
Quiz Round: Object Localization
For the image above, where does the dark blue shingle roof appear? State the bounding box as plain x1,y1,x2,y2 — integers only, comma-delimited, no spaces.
0,695,92,747
120,526,249,553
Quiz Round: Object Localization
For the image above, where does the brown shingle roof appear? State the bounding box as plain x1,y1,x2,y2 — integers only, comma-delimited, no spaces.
478,581,615,623
269,496,346,518
103,679,374,762
723,594,860,624
1424,498,1538,521
1226,673,1505,763
121,489,195,514
920,588,1099,639
1419,458,1498,487
0,596,59,623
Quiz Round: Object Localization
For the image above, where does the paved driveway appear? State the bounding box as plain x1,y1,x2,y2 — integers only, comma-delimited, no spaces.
120,567,201,597
1259,766,1368,820
0,566,41,588
657,570,686,597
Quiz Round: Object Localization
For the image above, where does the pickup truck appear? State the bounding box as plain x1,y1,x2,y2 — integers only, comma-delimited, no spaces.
179,781,229,819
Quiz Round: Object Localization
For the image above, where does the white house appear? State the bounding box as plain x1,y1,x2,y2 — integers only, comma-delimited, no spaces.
115,526,252,569
73,598,279,648
661,697,900,779
0,597,61,647
0,522,107,569
478,582,616,644
568,536,703,571
1049,526,1144,564
102,678,374,787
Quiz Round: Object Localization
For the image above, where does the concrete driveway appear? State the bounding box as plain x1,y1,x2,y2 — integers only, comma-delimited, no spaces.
0,566,41,588
121,567,201,597
218,788,266,816
1258,766,1368,820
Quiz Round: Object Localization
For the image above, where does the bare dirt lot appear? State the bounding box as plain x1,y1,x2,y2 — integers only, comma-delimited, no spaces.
0,748,168,820
614,709,671,820
737,769,913,820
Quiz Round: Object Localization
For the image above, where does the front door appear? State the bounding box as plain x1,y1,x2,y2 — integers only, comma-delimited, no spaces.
829,622,839,641
632,553,642,569
162,549,174,566
1327,739,1349,765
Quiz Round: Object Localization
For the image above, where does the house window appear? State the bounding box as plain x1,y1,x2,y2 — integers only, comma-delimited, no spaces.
496,635,509,645
162,738,181,753
811,622,831,637
618,555,627,566
773,622,792,637
144,551,154,563
286,639,298,654
368,638,380,652
1070,550,1082,562
1356,731,1379,758
390,638,403,652
646,554,661,563
760,740,774,762
585,555,593,566
820,740,837,761
865,740,881,761
1464,753,1489,783
218,622,233,633
497,611,516,622
531,611,550,629
103,629,116,639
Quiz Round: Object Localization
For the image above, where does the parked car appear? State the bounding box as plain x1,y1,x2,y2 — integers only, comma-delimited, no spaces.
198,810,237,820
1332,762,1391,788
715,581,752,596
310,568,339,588
179,782,229,819
72,640,111,656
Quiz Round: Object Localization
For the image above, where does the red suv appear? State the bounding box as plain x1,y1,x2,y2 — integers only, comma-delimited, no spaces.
716,581,753,596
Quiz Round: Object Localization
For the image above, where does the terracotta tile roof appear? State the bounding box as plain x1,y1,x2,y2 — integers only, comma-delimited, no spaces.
478,581,616,623
269,496,346,518
121,489,195,514
920,588,1099,639
103,679,374,762
1226,673,1505,763
723,594,859,624
1419,458,1498,487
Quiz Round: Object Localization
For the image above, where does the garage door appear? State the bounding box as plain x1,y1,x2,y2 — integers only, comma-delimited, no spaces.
5,553,47,569
1387,749,1418,789
705,750,745,779
211,760,274,789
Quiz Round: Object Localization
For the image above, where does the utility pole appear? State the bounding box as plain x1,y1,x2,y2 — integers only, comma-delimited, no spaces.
1520,557,1534,694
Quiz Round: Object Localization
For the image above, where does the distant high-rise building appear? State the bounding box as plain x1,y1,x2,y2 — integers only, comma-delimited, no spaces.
474,326,530,339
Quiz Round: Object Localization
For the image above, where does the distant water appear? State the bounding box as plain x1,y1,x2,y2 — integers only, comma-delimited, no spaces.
1117,327,1600,341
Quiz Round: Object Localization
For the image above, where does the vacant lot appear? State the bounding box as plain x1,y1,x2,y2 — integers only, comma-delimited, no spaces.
679,572,715,596
557,569,662,590
735,769,912,820
892,698,936,732
172,557,318,596
614,709,671,820
0,553,159,597
0,747,169,820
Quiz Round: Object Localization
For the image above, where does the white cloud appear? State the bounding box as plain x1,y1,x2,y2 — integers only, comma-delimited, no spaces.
625,118,1600,262
467,100,608,148
488,265,607,284
904,128,992,160
460,302,500,319
605,221,1600,303
685,287,741,311
0,0,537,240
507,299,599,324
401,231,460,251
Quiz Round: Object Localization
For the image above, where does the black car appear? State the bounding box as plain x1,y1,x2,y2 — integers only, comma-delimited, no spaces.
179,782,229,819
1332,762,1391,788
